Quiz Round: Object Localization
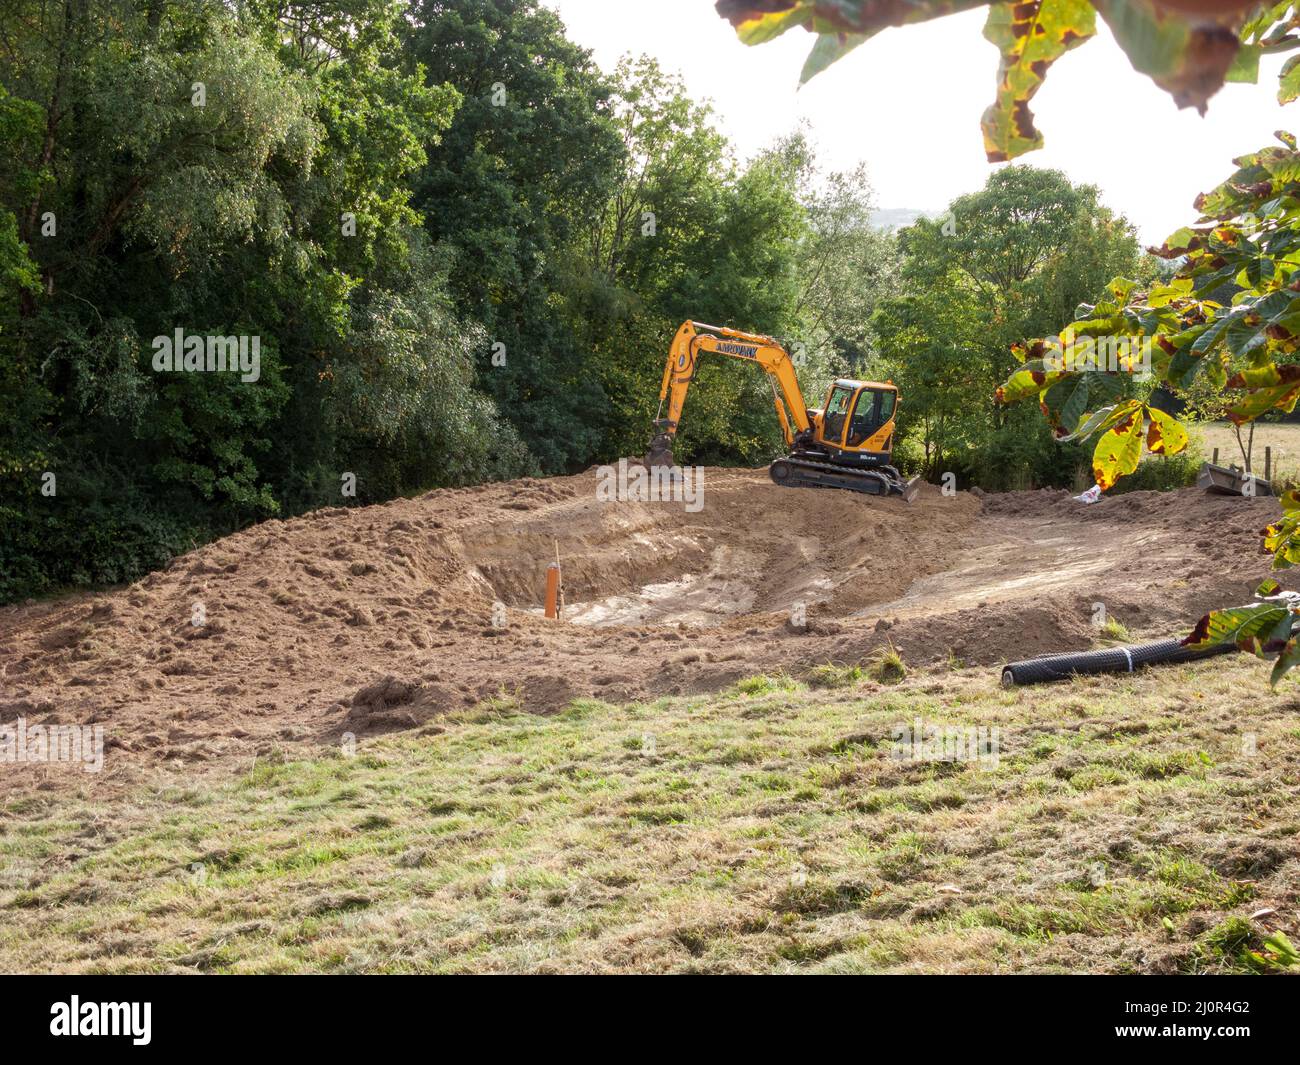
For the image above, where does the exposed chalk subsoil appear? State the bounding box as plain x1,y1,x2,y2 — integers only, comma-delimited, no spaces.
0,467,1286,792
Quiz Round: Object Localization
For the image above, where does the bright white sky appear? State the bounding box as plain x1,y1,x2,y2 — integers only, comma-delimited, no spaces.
543,0,1295,245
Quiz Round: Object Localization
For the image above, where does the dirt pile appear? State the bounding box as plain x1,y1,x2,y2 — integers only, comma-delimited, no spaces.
0,468,1287,790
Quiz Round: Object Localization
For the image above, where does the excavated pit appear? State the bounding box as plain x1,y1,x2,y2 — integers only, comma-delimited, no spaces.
456,469,973,626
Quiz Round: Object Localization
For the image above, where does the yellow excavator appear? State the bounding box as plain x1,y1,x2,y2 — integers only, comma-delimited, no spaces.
646,320,921,501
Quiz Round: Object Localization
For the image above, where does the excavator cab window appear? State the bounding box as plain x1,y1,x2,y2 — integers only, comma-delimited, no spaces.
847,388,885,447
822,385,854,444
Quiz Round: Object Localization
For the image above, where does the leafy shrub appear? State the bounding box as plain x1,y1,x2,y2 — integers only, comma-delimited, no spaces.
967,414,1090,492
0,495,206,602
1110,440,1204,495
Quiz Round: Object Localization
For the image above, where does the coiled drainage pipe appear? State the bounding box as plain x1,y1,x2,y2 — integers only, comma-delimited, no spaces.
1001,639,1236,688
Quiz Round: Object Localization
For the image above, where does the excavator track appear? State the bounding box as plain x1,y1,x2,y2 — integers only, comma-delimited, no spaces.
769,455,921,502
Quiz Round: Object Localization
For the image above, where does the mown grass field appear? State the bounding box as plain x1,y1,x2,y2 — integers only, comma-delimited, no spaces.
2,653,1298,974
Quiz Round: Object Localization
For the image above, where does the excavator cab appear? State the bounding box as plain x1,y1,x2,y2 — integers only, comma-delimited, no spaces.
815,380,900,466
847,386,895,447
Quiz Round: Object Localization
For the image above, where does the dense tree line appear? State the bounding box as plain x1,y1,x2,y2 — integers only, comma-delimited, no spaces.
0,0,814,599
0,0,1138,602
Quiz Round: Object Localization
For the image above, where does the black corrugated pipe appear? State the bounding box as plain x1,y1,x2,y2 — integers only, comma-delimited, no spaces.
1001,639,1236,688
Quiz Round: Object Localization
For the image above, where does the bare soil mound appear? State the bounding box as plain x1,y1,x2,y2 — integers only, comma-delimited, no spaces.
0,468,1286,792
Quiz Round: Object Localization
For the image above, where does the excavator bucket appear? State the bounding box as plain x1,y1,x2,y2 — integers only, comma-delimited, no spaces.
645,431,675,470
899,475,922,503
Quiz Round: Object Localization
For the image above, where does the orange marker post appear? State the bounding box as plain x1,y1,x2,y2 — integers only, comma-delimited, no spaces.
544,562,562,619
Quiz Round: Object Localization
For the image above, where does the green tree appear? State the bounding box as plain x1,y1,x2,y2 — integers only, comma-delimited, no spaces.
991,132,1300,683
0,0,512,599
874,166,1139,485
326,234,533,497
401,0,625,472
569,57,810,465
789,138,899,378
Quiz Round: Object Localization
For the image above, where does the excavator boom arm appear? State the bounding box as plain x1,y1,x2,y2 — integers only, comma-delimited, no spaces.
654,321,810,449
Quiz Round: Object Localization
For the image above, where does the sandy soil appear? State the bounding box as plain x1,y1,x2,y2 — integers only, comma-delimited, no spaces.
0,467,1287,794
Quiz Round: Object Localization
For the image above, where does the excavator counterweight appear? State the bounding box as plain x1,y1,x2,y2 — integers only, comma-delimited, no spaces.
646,321,921,502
